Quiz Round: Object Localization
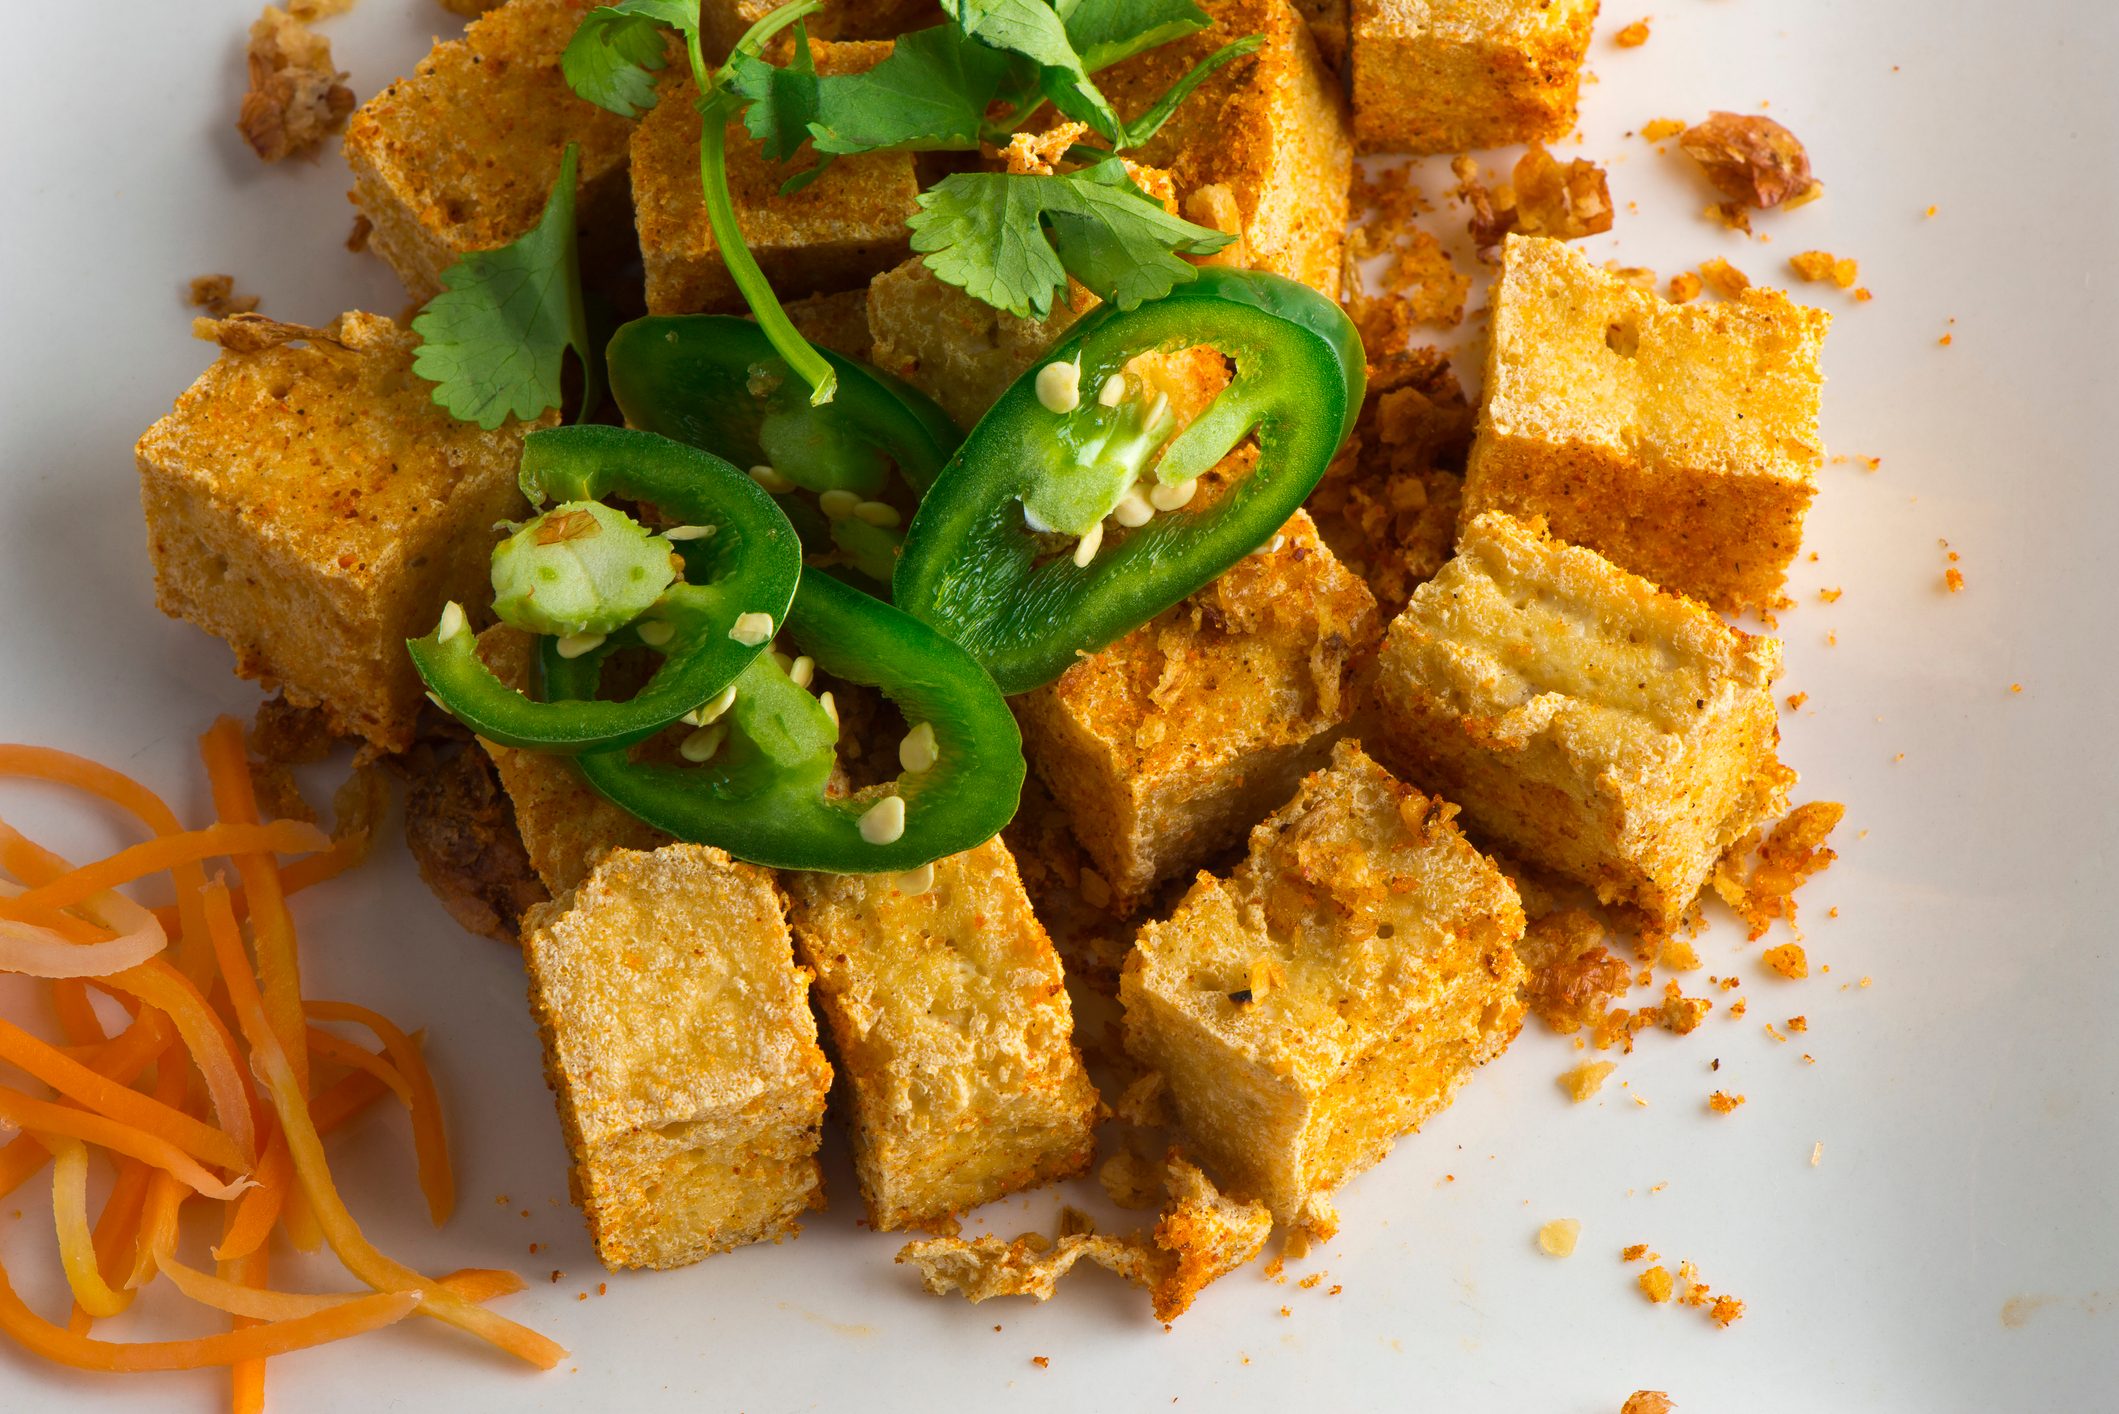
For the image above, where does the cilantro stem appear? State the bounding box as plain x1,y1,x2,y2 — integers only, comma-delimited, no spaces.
685,2,837,406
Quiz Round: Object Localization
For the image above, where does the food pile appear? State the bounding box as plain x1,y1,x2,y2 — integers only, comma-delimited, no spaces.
3,0,1859,1405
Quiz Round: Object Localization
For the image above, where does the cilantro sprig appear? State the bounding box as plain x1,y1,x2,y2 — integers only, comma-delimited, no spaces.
411,143,601,430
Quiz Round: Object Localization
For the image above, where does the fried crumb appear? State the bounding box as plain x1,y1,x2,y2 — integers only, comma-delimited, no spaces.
345,213,373,253
1638,1266,1675,1303
186,274,261,317
1762,943,1809,980
1298,1273,1324,1290
1786,691,1808,710
1708,1295,1745,1326
1852,287,1873,303
1031,1355,1050,1369
1707,1090,1745,1115
1655,981,1710,1035
1345,168,1468,347
1810,1142,1824,1167
1714,803,1845,939
1679,112,1821,210
1559,1060,1618,1102
1789,250,1859,288
1450,147,1612,259
1787,1015,1808,1032
1658,936,1701,972
1538,1218,1582,1257
1818,586,1843,603
1622,1394,1675,1414
1614,18,1650,46
1945,566,1965,592
239,6,355,163
1519,910,1632,1035
1641,117,1685,142
1621,1243,1649,1262
1727,998,1747,1020
1667,271,1703,302
1002,123,1088,177
1697,257,1751,299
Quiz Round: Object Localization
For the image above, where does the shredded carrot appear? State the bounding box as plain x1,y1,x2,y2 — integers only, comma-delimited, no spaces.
203,883,564,1369
304,1027,413,1107
308,1001,455,1223
0,1017,171,1200
2,819,327,919
0,1087,248,1199
0,1253,420,1370
201,720,310,1095
49,979,108,1044
0,1015,245,1172
49,1139,135,1319
161,1256,526,1321
104,960,258,1162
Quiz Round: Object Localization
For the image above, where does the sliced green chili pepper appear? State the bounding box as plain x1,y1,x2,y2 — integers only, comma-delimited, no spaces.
607,315,960,585
408,424,801,754
892,267,1365,695
548,570,1024,873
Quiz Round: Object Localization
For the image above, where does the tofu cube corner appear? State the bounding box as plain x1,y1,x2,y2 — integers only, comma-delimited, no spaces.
1015,509,1381,913
135,313,544,754
344,0,638,302
523,844,832,1270
1373,510,1792,928
1121,740,1527,1224
1464,234,1831,613
786,836,1101,1232
1348,0,1597,156
632,40,920,315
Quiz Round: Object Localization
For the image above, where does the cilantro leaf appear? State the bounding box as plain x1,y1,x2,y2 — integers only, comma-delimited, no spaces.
560,0,696,119
943,0,1122,143
907,158,1234,319
412,144,599,431
731,24,822,163
1061,0,1208,73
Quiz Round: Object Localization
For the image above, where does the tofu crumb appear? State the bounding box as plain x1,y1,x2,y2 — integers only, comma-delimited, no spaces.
1614,18,1651,47
1641,118,1685,142
1680,112,1821,210
1537,1218,1582,1257
1697,257,1751,299
1621,1243,1649,1262
1707,1090,1746,1114
1945,566,1965,592
1559,1061,1618,1102
239,6,354,163
1712,803,1845,940
1762,943,1809,980
1666,270,1703,302
1031,1356,1050,1369
1786,691,1808,710
1638,1266,1675,1303
186,275,261,317
1789,251,1859,289
1623,1394,1676,1414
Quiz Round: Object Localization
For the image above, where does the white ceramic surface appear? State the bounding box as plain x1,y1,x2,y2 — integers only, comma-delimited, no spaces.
2,2,2115,1409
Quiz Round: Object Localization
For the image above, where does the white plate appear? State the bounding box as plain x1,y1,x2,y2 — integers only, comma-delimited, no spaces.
2,2,2115,1409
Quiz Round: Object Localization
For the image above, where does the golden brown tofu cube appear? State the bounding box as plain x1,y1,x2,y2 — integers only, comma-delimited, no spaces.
782,286,877,362
470,625,670,896
1121,740,1526,1223
136,314,542,754
344,0,637,302
1094,0,1351,297
1372,511,1792,927
1015,510,1380,914
523,844,832,1270
1348,0,1597,155
632,40,920,314
785,837,1101,1232
698,0,941,59
1292,0,1351,70
1462,235,1831,612
866,258,1095,431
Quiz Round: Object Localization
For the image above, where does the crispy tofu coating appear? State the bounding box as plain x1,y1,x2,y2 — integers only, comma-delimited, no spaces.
866,259,1096,431
632,41,920,314
135,313,545,754
896,1155,1269,1320
1090,0,1351,297
1463,235,1831,613
1122,740,1527,1224
697,0,941,60
1015,510,1381,915
471,625,671,895
1373,512,1793,928
522,845,832,1270
240,6,354,163
784,837,1101,1233
344,0,638,301
1348,0,1597,156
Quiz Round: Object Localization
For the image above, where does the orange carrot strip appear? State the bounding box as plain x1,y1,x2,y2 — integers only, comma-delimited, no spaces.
124,1051,197,1292
0,1088,247,1199
200,720,309,1095
0,882,169,980
202,883,564,1369
103,960,256,1163
212,1128,288,1266
304,1028,413,1107
0,1015,244,1172
0,1016,172,1200
311,1068,390,1134
50,979,108,1044
49,1138,134,1319
0,744,217,983
0,1253,419,1371
222,1186,270,1414
307,1001,454,1224
161,1257,527,1321
3,820,328,918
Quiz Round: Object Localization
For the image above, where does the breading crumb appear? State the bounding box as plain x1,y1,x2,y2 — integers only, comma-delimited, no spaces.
1614,18,1651,47
1641,117,1685,142
1621,1243,1649,1262
1559,1060,1618,1102
1680,112,1821,210
1667,271,1703,302
1786,691,1808,710
187,275,261,317
1031,1355,1050,1369
1789,251,1859,288
1697,257,1751,299
1638,1266,1675,1303
1622,1394,1675,1414
1762,943,1809,980
1707,1090,1745,1114
1537,1218,1582,1257
239,6,354,163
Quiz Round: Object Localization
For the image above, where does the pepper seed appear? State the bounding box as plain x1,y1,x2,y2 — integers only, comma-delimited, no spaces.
436,600,468,644
858,795,907,845
899,721,939,774
1072,521,1105,568
636,620,676,648
788,655,815,689
1148,479,1198,512
1035,359,1081,414
1097,374,1125,408
748,464,795,494
679,722,727,763
853,500,901,528
895,861,935,896
819,489,861,520
729,612,774,646
663,524,718,541
555,631,606,659
1112,490,1154,528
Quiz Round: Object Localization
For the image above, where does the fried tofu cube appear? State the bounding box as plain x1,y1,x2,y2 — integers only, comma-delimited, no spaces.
1292,0,1351,70
136,314,543,754
698,0,940,58
784,837,1101,1231
633,40,920,314
866,258,1095,431
1372,511,1792,927
1347,0,1597,155
1121,740,1527,1223
523,845,832,1269
1015,511,1380,915
782,286,877,362
1094,0,1351,297
344,0,637,302
1463,235,1831,612
470,625,669,896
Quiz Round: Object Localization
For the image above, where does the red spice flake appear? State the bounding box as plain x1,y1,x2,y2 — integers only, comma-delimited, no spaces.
1679,112,1822,210
1614,18,1651,46
1762,942,1809,980
1707,1090,1746,1114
